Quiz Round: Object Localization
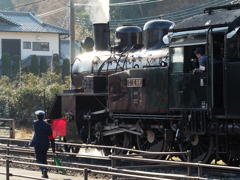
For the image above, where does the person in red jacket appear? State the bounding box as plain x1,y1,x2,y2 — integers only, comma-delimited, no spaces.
30,110,55,178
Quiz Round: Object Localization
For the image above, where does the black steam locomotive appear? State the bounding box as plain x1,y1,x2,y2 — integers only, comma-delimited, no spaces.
49,4,240,165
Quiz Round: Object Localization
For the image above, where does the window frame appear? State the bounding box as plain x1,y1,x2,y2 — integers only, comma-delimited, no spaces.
23,41,31,49
32,42,49,51
170,47,184,73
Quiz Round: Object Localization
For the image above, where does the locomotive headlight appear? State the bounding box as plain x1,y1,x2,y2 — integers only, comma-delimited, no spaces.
162,35,169,45
169,24,175,30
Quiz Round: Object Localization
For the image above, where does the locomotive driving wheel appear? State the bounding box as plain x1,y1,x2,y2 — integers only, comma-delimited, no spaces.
136,128,167,159
179,135,213,163
62,137,80,153
103,133,131,156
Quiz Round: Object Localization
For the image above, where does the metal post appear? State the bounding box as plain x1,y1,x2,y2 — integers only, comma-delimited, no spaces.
70,0,75,62
7,140,9,156
69,0,75,89
112,146,117,180
6,159,9,180
9,119,15,139
198,161,202,178
44,89,46,116
84,168,88,180
187,150,191,177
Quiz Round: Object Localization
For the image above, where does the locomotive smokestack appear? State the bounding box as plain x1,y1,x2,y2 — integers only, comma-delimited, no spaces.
93,23,109,51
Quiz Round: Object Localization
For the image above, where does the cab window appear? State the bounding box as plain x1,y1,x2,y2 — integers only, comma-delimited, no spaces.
228,33,240,61
171,47,184,72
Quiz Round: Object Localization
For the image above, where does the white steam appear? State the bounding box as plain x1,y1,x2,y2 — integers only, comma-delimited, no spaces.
86,0,110,23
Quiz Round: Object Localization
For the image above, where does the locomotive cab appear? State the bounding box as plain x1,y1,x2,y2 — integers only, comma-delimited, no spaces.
168,4,240,164
168,31,225,112
168,11,240,116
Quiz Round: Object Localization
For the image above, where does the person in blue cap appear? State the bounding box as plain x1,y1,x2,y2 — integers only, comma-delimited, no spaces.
193,47,207,74
30,110,55,178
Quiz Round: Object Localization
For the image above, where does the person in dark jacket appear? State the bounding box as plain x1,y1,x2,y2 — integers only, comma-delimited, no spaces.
30,110,55,178
193,47,207,74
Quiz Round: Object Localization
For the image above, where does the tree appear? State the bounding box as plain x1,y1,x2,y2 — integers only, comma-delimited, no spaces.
12,54,21,79
1,52,11,79
52,53,60,74
0,72,66,124
40,56,47,74
62,58,70,80
30,55,38,76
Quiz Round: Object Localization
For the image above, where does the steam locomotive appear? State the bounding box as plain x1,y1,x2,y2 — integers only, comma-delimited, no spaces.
49,4,240,165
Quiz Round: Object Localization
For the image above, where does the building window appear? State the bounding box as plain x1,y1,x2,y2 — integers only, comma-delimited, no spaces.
23,42,31,49
33,42,49,51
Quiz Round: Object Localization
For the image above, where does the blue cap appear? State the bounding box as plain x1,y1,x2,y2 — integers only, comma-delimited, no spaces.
194,47,204,55
35,110,45,116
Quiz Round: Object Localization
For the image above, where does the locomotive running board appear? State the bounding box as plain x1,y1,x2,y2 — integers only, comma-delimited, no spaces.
111,113,181,120
102,128,142,136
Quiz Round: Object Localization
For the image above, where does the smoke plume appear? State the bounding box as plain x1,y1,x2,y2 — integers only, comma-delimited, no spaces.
86,0,110,23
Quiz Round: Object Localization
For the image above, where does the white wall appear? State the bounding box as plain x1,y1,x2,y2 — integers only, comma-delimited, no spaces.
0,32,59,59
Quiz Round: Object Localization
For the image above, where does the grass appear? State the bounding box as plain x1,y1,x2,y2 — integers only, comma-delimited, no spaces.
0,127,33,139
15,127,33,139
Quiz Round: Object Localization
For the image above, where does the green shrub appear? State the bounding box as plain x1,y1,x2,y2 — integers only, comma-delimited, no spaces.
0,72,66,124
1,52,11,79
12,54,21,79
40,56,47,74
30,55,38,76
64,76,70,89
62,58,70,80
52,53,60,74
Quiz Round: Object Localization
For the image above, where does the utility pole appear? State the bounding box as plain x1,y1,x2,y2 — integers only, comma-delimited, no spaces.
70,0,75,63
69,0,75,89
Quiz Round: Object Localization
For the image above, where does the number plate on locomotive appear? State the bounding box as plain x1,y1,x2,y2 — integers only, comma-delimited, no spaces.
127,78,143,87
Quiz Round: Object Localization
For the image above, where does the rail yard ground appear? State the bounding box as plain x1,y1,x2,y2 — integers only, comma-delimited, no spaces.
0,129,239,180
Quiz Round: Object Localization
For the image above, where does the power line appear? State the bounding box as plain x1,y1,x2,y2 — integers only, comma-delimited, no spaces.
111,0,163,6
74,0,163,7
4,0,46,10
37,7,66,18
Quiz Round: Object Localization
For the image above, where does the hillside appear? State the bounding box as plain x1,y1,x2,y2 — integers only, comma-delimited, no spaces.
12,0,68,28
0,1,14,10
8,0,229,26
4,0,233,42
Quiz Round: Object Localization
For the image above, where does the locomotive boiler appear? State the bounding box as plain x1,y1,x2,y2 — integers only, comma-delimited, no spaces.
49,19,173,154
49,3,240,166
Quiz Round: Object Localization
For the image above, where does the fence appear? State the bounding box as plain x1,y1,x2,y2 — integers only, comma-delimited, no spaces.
0,138,240,180
0,119,15,139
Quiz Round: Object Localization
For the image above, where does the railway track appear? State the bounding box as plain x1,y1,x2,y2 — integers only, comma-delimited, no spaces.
0,141,240,180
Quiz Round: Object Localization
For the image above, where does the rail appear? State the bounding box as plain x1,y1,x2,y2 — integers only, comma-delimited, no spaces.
0,138,240,180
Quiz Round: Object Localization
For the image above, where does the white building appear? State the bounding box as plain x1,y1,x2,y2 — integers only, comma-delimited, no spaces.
0,11,81,75
0,11,68,59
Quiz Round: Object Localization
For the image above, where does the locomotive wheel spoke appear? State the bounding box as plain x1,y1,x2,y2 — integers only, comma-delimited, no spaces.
136,125,167,159
103,133,130,156
179,135,213,163
62,137,80,153
183,143,191,151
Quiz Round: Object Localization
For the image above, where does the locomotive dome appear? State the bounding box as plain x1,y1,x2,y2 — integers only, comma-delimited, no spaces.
143,19,174,50
115,25,142,50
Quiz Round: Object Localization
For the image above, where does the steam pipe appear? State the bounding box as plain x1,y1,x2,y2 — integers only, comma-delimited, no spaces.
208,124,240,135
123,44,136,70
